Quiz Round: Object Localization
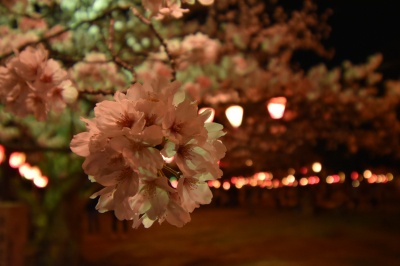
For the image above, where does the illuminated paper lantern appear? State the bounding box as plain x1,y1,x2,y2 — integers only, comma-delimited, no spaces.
198,107,215,123
225,105,243,128
267,97,287,119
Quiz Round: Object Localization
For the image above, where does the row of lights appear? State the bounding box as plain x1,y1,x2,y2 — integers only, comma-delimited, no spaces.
206,162,394,191
0,145,48,188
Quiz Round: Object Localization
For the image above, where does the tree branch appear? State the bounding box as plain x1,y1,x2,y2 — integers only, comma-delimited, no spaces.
0,5,131,61
131,7,177,81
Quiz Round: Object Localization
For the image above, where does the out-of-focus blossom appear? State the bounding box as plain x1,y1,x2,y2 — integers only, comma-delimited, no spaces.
168,33,220,70
70,52,128,93
0,45,75,120
142,0,189,19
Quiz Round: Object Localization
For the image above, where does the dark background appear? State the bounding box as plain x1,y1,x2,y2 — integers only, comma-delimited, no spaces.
320,1,400,78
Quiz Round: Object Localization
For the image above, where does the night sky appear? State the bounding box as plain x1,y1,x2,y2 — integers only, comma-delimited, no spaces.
317,1,400,78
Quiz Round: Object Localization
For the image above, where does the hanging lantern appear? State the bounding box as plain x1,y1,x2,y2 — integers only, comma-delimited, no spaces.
267,97,287,119
198,107,215,123
225,105,243,128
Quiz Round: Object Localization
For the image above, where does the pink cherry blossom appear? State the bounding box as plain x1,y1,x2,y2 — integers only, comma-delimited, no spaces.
0,44,74,120
71,78,226,228
177,175,213,212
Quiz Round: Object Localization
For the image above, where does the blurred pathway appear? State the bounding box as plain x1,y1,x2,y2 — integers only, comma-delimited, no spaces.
79,207,400,266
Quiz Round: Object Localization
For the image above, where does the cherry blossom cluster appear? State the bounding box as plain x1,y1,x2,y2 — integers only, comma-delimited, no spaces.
70,53,128,93
142,0,214,19
0,45,77,121
171,32,220,70
70,77,226,228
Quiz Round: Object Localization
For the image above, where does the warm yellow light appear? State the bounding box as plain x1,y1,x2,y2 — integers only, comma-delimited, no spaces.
9,152,26,168
23,166,42,180
312,162,322,173
33,175,48,188
225,105,243,128
198,107,215,123
287,174,295,183
326,175,334,184
363,170,372,179
19,163,32,178
352,180,360,188
267,97,287,119
255,172,266,181
299,177,308,186
213,180,221,189
222,181,230,190
387,173,394,181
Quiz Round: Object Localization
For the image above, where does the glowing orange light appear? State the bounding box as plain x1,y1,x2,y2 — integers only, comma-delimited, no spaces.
332,174,340,183
9,152,26,168
255,172,266,181
368,174,377,184
267,97,287,119
198,107,215,123
225,105,243,128
213,180,221,189
308,176,320,185
363,170,372,179
264,180,272,187
222,181,230,190
287,174,295,183
230,177,238,184
0,145,5,163
19,163,32,178
326,176,334,184
33,175,48,188
377,175,386,183
235,182,243,189
24,166,42,180
299,177,308,186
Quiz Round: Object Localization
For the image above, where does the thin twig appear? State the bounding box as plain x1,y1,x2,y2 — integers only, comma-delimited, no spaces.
163,164,181,177
0,6,130,60
131,7,177,81
107,18,138,82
